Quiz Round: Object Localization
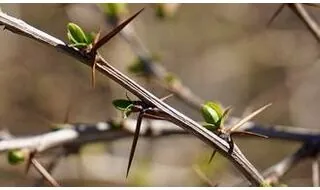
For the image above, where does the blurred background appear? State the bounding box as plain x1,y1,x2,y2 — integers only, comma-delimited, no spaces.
0,3,318,186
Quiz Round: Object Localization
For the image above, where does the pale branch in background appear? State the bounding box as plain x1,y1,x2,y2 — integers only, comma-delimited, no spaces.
1,117,320,154
3,129,61,187
0,118,319,186
262,141,320,185
0,128,78,152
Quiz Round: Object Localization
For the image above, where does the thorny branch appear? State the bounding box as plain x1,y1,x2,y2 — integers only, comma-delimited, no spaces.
100,5,320,186
0,10,265,185
101,5,320,143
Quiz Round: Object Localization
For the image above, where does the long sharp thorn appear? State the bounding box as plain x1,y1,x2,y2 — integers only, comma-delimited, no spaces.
267,4,286,27
126,110,145,178
160,94,174,101
25,150,36,174
90,28,100,89
93,29,101,46
289,4,320,42
230,131,268,139
91,57,97,88
227,103,272,133
208,149,217,164
63,101,73,124
222,107,232,119
31,158,60,187
125,91,132,101
92,8,145,53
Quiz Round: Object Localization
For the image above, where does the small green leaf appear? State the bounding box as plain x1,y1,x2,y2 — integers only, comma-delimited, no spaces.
154,4,180,20
110,120,122,129
67,23,90,45
67,31,78,44
128,58,144,75
164,73,179,85
261,181,272,187
85,32,95,45
7,149,25,165
201,101,224,126
155,4,166,19
112,99,133,111
128,55,160,75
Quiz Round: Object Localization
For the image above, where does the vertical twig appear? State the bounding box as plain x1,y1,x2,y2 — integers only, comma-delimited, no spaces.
30,158,61,187
33,151,64,186
312,158,319,187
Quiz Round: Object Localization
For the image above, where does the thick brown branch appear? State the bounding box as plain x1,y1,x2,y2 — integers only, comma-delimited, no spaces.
0,10,264,185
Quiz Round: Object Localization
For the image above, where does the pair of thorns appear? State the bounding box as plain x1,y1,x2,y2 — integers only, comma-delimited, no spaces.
69,8,145,88
120,92,271,177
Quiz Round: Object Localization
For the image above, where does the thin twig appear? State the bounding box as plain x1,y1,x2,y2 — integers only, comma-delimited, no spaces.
292,3,320,42
312,157,319,187
30,158,60,187
33,150,65,186
0,128,78,152
0,10,264,185
267,4,286,27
